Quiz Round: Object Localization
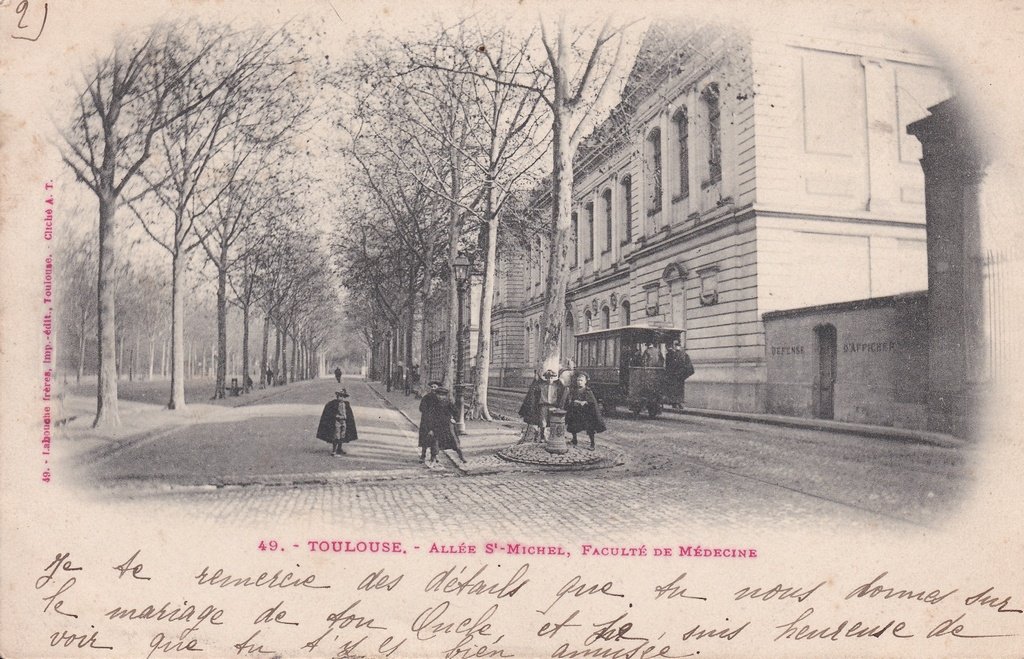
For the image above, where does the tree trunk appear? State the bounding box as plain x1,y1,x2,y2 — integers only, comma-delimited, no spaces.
168,246,187,410
77,330,86,385
93,193,121,426
260,313,271,386
242,303,251,392
473,181,500,421
273,322,282,384
148,335,155,380
540,87,574,374
444,150,463,389
214,245,228,399
289,328,298,383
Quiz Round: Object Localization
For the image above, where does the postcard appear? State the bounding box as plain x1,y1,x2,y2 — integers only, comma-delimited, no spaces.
1,0,1022,656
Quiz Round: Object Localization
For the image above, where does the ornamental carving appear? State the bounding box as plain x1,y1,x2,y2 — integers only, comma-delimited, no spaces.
610,292,618,310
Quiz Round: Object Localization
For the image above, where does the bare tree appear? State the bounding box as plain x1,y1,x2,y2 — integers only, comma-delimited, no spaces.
59,23,216,426
126,24,295,409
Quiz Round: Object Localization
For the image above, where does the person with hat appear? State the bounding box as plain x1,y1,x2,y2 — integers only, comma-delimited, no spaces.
519,368,568,441
316,389,359,456
418,381,466,463
565,372,606,450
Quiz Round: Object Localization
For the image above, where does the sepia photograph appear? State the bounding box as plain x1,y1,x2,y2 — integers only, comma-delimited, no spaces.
2,0,1023,656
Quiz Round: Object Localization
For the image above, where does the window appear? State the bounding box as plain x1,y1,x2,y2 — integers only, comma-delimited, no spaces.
620,175,632,243
535,237,543,286
646,128,662,214
602,189,613,251
703,84,722,184
601,306,610,329
585,203,595,261
622,300,631,326
525,326,531,363
674,108,689,199
571,212,579,267
585,309,593,331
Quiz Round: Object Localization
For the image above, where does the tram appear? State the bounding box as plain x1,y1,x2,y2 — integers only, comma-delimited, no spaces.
573,326,686,417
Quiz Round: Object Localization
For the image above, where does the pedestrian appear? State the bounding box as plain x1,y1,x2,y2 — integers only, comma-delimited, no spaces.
642,342,663,367
316,389,359,456
419,382,466,463
266,367,274,387
334,366,342,383
418,380,442,462
518,372,543,443
520,369,567,441
565,372,606,450
665,340,695,409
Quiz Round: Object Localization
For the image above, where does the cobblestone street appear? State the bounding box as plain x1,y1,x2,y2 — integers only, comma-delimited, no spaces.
59,377,972,538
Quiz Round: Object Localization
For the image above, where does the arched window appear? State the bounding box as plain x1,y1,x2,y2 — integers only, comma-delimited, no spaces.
585,309,593,332
602,189,613,252
622,300,632,326
645,128,662,214
702,84,722,184
601,306,611,329
524,326,531,364
620,175,633,243
585,202,595,261
673,108,689,198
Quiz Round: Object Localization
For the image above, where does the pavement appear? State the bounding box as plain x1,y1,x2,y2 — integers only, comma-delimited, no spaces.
56,376,972,536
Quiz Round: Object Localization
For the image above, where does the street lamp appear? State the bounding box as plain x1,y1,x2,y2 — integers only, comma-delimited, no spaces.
453,252,471,435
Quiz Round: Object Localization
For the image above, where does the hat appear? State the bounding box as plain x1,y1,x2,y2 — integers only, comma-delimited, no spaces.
435,386,450,395
575,371,590,381
335,389,349,398
428,380,443,387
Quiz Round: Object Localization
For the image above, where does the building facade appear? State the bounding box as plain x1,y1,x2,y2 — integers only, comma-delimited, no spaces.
489,23,951,413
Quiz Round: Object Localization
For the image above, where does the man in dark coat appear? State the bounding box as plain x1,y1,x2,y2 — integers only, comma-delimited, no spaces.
566,372,606,450
665,340,695,409
334,366,342,383
316,390,358,456
418,382,465,463
519,369,567,441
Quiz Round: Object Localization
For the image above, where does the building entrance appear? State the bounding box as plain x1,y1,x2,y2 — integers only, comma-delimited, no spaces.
815,324,837,419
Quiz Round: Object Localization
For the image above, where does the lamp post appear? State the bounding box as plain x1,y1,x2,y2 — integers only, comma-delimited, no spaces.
453,252,470,435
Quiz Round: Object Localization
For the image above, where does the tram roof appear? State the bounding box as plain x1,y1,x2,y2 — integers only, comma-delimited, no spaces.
574,325,685,340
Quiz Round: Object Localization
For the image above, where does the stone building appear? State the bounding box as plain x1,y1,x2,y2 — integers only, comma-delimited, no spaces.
488,23,952,413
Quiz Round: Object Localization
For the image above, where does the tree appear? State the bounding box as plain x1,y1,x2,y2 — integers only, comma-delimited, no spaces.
535,15,638,373
59,23,211,427
127,24,296,409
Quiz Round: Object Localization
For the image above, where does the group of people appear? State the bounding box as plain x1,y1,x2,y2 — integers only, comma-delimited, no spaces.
316,382,466,464
519,369,606,450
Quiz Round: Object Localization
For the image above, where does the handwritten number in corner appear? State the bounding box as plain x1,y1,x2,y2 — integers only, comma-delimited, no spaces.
10,0,48,42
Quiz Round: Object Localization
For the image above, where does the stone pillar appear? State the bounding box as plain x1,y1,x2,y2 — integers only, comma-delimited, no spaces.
907,98,990,438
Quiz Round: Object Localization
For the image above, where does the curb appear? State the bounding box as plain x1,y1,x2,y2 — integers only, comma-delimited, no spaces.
661,408,965,449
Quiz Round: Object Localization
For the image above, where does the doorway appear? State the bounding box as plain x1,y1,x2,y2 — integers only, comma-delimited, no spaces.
815,324,837,419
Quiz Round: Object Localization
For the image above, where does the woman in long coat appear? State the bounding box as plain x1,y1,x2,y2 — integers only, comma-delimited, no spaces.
565,372,606,450
419,385,466,463
316,390,358,456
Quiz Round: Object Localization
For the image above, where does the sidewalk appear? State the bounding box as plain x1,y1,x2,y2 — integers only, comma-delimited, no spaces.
56,382,312,464
487,386,965,449
364,382,525,474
